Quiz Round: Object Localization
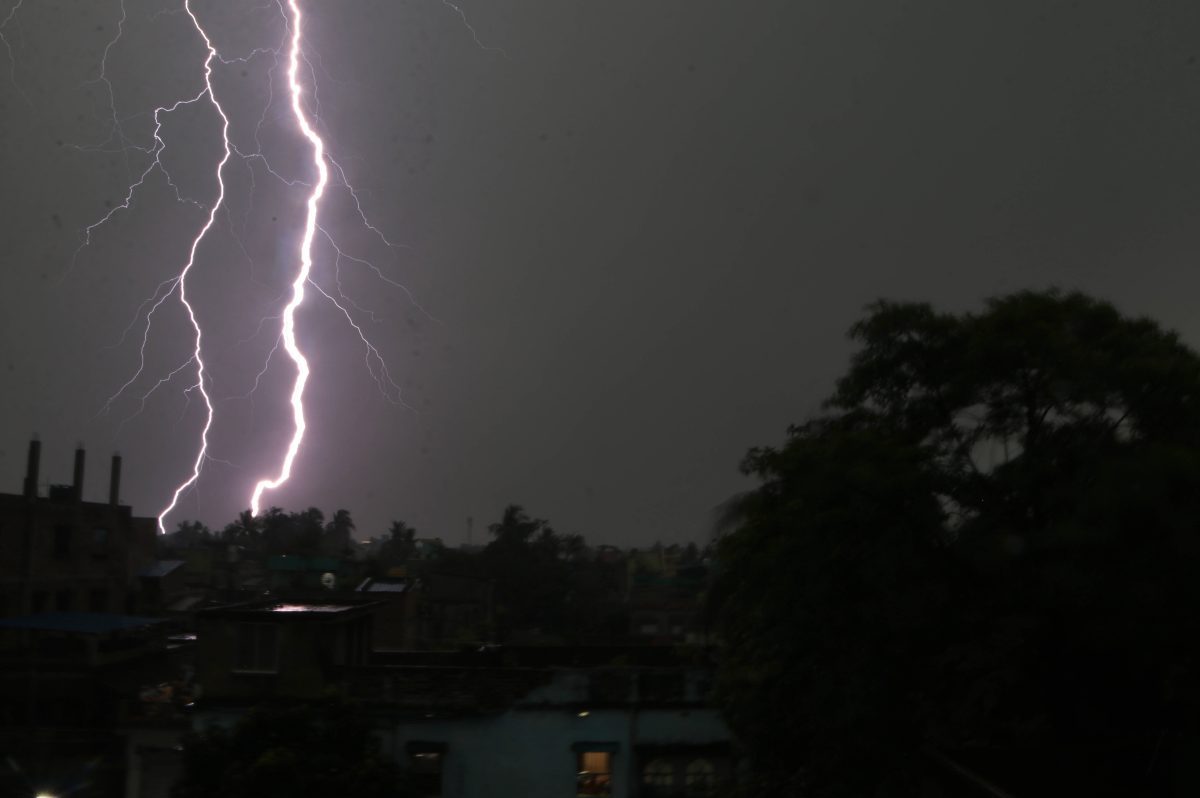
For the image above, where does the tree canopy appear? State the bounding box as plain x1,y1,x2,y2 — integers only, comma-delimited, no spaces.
712,290,1200,796
431,504,626,642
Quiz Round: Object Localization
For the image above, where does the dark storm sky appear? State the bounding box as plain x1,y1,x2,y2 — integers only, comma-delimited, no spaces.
2,0,1200,545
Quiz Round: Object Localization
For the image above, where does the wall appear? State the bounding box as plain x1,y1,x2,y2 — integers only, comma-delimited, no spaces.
0,493,156,617
377,672,730,798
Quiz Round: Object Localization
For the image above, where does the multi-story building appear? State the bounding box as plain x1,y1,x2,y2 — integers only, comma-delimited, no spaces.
0,440,157,618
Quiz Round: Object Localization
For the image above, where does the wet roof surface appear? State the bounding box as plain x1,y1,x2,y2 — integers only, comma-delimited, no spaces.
269,603,355,613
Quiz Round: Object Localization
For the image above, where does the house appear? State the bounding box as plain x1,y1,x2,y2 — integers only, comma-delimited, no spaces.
627,562,711,645
138,560,189,612
193,599,379,701
191,601,735,798
355,647,734,798
0,610,189,798
357,576,419,650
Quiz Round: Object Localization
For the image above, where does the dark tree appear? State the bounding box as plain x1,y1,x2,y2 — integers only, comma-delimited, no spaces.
172,698,408,798
713,290,1200,796
381,520,417,565
221,509,262,549
161,520,214,553
482,505,569,637
324,508,356,556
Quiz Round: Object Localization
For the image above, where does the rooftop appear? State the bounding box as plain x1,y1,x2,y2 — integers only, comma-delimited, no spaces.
0,612,166,635
356,577,410,593
140,559,187,578
197,598,382,620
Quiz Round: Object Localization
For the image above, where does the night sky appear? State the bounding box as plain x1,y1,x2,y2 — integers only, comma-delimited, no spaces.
3,0,1200,545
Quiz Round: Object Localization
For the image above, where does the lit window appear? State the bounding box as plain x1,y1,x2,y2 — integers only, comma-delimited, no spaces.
577,751,613,797
643,758,675,788
234,623,279,672
685,758,716,796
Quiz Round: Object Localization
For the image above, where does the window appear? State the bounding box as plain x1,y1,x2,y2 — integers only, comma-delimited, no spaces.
53,525,72,560
91,527,109,558
684,758,716,797
88,587,108,612
55,589,73,611
642,758,675,791
32,591,49,613
577,751,613,797
234,623,279,672
406,741,446,797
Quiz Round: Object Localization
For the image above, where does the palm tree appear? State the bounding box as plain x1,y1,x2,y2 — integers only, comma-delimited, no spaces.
327,509,356,556
382,520,416,563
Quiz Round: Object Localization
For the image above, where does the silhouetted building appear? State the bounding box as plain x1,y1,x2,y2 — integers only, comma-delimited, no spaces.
190,598,734,798
357,575,419,650
194,599,378,701
0,440,156,618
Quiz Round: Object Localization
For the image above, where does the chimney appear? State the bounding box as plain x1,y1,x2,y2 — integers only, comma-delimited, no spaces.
23,438,40,499
109,453,122,506
73,446,86,502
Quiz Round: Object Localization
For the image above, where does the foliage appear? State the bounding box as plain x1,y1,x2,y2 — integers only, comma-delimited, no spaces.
712,290,1200,795
426,504,627,642
172,697,408,798
381,520,417,565
160,507,360,557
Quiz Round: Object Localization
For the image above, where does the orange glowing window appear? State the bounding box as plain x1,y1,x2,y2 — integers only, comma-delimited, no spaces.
577,750,613,797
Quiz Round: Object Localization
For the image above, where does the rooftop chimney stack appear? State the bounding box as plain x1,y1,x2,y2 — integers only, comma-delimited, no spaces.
109,453,122,506
73,446,86,502
23,438,40,500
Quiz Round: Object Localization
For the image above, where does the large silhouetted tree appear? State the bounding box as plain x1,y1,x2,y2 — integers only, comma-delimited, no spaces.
713,290,1200,796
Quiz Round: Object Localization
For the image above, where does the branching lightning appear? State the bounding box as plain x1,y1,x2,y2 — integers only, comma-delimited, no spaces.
154,0,229,535
13,0,499,533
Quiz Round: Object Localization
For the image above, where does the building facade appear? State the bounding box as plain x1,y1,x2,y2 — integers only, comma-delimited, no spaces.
0,440,156,618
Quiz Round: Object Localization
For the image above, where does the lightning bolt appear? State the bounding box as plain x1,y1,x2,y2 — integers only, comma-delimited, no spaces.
154,0,230,534
0,0,29,102
247,0,327,516
23,0,499,534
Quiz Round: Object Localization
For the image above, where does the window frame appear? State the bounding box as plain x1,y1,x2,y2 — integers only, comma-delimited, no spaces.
573,742,617,798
